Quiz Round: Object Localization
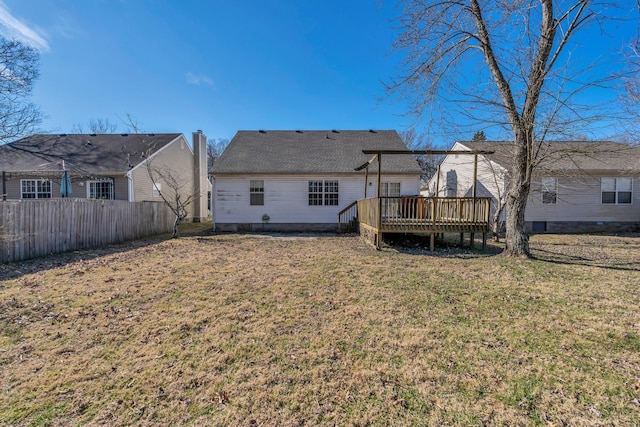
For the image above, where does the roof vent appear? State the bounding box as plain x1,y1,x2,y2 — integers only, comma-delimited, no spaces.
259,130,266,134
86,141,92,146
332,130,340,133
90,133,97,137
121,133,128,137
147,133,155,136
369,129,377,133
59,133,67,137
295,130,303,133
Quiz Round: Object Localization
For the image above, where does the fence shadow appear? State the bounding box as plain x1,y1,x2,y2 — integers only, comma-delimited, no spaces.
0,223,212,281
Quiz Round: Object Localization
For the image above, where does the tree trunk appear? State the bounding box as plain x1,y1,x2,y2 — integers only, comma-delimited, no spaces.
503,135,531,257
504,185,529,256
491,203,503,242
172,216,180,238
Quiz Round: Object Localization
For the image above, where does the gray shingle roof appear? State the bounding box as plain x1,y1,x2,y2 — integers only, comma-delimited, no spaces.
0,133,182,175
458,141,640,172
211,130,422,175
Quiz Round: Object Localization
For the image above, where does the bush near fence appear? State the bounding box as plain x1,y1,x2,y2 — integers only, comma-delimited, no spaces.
0,199,175,263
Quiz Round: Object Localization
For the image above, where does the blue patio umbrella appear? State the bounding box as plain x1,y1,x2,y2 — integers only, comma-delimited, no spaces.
60,170,72,197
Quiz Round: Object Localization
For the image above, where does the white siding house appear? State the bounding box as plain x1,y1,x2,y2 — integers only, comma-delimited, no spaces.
211,130,422,231
428,141,640,233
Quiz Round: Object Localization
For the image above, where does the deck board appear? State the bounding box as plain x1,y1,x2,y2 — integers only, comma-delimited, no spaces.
355,196,492,249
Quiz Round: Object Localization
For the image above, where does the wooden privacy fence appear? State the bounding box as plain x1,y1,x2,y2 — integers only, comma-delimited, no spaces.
0,199,175,263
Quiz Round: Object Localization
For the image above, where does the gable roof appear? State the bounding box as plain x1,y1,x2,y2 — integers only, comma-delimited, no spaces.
0,133,182,175
457,141,640,173
211,130,422,175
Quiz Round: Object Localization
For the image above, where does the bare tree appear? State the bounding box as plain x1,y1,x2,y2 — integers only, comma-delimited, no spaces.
207,137,229,171
481,158,508,241
71,118,118,134
620,22,640,144
0,37,42,144
387,1,624,257
399,128,441,182
124,115,195,237
146,160,194,237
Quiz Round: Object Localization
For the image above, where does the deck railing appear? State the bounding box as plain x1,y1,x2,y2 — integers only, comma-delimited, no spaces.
337,200,359,233
357,196,491,233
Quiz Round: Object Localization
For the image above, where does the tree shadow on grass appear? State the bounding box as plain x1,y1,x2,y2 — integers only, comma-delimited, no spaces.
530,246,640,272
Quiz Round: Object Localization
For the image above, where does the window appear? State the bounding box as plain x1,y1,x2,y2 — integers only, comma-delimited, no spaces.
21,179,51,199
381,182,401,197
601,177,632,204
250,180,264,206
153,183,161,197
532,221,547,232
88,181,114,199
541,177,557,204
324,180,339,206
308,180,338,206
445,170,457,197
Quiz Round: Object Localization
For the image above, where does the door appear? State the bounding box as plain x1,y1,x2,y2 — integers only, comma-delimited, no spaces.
381,182,401,218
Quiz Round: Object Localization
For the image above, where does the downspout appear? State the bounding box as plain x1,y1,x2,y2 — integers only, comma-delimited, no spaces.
126,171,134,202
211,175,216,232
2,171,6,201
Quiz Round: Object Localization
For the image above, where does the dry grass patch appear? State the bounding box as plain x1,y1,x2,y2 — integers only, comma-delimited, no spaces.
1,232,639,426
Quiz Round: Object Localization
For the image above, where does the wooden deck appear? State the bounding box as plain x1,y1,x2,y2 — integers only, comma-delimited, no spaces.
349,196,491,250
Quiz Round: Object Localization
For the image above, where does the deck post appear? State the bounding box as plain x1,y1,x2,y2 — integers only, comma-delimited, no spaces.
470,154,478,248
376,153,382,250
430,232,435,251
364,166,368,198
431,198,436,227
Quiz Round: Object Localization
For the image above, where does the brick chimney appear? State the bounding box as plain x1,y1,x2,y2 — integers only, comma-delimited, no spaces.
192,130,208,222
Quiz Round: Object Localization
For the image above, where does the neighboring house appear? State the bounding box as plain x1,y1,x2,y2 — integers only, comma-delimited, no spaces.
210,130,422,231
0,131,211,222
426,140,640,233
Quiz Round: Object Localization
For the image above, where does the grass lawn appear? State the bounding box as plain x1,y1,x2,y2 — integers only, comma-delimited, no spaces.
1,230,639,426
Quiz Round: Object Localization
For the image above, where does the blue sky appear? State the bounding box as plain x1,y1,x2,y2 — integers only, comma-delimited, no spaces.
0,0,412,143
0,1,638,146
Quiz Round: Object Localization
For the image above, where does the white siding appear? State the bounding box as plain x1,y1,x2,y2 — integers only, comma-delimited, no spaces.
527,174,640,222
213,173,420,225
430,142,640,224
130,135,197,219
427,142,507,200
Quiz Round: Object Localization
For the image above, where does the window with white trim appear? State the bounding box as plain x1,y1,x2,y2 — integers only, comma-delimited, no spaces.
153,183,161,197
88,181,114,199
21,179,51,199
308,180,339,206
250,180,264,206
541,177,557,204
381,182,401,197
601,177,632,204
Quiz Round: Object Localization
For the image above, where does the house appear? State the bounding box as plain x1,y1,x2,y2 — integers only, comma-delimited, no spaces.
426,140,640,233
0,131,211,222
210,130,422,231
